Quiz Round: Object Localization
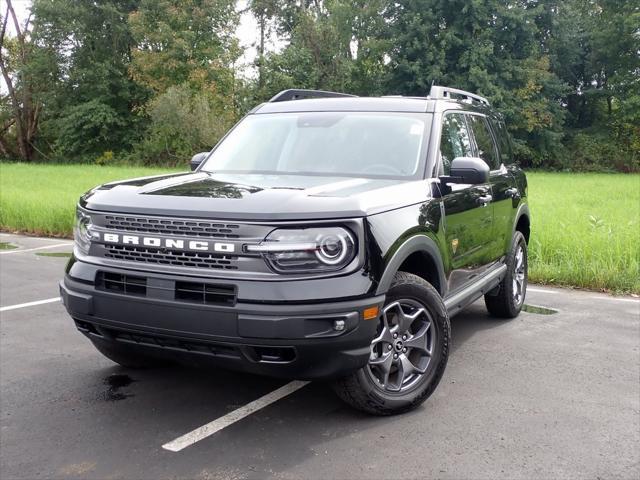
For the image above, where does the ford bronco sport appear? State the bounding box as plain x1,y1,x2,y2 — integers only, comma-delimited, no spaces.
61,86,530,415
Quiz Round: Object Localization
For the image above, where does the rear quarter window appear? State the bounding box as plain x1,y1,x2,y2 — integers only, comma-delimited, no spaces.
467,115,500,171
491,118,514,165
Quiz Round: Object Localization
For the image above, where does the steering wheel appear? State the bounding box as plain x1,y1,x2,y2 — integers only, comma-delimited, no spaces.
361,163,403,176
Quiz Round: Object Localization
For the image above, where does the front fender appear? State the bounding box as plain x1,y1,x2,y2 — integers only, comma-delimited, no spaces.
375,234,446,296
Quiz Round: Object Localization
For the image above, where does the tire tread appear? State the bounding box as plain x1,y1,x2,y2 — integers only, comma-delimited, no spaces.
485,231,527,318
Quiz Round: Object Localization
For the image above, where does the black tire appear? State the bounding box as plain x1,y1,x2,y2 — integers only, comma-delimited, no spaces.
92,341,169,369
332,272,450,415
485,231,528,318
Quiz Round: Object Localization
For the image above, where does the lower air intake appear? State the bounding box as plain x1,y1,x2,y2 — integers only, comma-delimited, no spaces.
97,272,147,296
175,281,237,306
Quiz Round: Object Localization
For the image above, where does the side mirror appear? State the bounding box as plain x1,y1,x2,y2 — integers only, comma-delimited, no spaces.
190,152,208,171
442,157,490,184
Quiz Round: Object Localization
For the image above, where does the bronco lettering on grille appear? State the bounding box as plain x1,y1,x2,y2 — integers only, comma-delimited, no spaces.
101,233,235,253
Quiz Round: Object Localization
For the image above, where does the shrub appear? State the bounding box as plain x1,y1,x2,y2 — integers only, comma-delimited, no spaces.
564,130,638,172
134,85,236,166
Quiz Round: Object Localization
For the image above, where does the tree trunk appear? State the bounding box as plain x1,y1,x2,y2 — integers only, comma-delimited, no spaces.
0,0,38,161
0,136,10,158
258,12,265,89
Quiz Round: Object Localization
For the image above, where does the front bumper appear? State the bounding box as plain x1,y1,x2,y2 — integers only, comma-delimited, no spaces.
60,260,384,380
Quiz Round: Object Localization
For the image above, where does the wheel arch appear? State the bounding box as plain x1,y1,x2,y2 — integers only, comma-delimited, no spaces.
514,204,531,244
375,235,446,297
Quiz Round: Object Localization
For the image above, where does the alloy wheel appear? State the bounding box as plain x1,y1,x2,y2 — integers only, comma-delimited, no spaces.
366,299,436,393
513,245,526,306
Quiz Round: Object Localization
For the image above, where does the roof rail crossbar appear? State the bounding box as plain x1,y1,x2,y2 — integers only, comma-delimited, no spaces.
269,89,357,103
429,85,490,106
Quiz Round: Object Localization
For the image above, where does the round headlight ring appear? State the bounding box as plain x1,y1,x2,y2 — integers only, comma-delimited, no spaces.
314,231,352,266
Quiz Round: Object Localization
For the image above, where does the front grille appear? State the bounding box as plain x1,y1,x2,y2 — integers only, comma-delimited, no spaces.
92,213,275,273
104,245,238,270
104,215,240,239
96,272,147,296
175,281,236,306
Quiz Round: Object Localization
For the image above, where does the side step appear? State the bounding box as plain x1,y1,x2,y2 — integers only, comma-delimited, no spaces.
444,264,507,317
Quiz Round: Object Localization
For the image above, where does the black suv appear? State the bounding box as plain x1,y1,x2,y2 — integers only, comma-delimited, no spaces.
61,86,530,415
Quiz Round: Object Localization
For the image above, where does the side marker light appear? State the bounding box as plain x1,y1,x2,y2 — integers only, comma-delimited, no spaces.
363,306,380,320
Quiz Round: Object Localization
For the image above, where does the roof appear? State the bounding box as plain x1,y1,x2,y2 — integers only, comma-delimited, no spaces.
254,97,433,114
252,86,491,114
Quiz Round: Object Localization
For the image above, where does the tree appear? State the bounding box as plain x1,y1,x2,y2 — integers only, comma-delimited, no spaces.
246,0,280,89
129,0,240,95
1,0,635,169
29,0,147,159
254,0,390,99
387,0,568,166
128,0,241,162
0,0,45,160
135,84,230,164
548,0,639,170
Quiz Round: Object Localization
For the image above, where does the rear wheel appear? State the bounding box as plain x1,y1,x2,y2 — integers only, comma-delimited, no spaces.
92,341,169,369
485,231,528,318
332,272,450,415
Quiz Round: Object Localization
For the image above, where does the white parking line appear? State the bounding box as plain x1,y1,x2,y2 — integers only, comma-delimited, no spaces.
589,296,640,304
162,380,310,452
528,287,638,304
527,287,559,294
0,297,61,313
0,243,72,255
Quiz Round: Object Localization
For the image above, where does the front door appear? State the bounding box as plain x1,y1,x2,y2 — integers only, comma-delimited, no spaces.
438,112,495,293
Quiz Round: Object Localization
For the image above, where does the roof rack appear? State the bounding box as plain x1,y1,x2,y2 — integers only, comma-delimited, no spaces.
269,89,357,103
429,85,490,106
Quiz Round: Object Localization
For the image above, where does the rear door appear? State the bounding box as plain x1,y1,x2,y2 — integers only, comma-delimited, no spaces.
467,114,516,260
439,112,495,293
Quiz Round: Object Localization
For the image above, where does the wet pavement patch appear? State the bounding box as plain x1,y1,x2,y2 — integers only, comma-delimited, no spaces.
36,252,72,257
103,374,135,401
522,304,558,315
0,241,17,250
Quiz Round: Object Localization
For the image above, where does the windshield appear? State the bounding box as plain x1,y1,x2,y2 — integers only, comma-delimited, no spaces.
200,112,429,179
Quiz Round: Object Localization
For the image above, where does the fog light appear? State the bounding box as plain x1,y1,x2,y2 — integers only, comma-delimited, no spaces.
333,319,345,331
363,306,380,320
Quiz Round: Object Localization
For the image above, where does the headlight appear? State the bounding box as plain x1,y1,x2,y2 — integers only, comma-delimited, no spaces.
247,227,357,273
74,207,94,255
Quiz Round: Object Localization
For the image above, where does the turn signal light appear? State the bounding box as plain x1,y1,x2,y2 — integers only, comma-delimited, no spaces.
363,306,380,320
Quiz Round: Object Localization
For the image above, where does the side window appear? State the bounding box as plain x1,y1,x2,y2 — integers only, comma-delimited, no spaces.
439,113,473,175
467,115,500,170
491,118,514,165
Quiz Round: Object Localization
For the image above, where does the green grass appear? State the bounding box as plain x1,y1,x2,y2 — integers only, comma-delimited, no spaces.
527,172,640,294
1,163,638,293
0,163,181,237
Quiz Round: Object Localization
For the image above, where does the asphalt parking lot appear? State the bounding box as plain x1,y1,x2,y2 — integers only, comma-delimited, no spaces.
1,232,639,480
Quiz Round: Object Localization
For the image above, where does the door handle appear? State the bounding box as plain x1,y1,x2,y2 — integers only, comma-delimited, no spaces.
477,195,492,206
506,188,520,199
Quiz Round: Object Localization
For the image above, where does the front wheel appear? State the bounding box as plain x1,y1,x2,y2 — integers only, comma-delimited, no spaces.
484,230,528,318
332,272,450,415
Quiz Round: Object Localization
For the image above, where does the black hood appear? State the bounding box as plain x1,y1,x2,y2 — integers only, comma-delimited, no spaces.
81,172,430,220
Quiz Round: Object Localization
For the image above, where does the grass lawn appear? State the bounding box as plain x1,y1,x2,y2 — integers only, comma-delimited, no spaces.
526,172,639,294
1,163,638,293
0,163,181,237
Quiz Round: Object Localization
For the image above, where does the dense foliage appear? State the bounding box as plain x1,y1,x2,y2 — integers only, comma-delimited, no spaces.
1,0,638,170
